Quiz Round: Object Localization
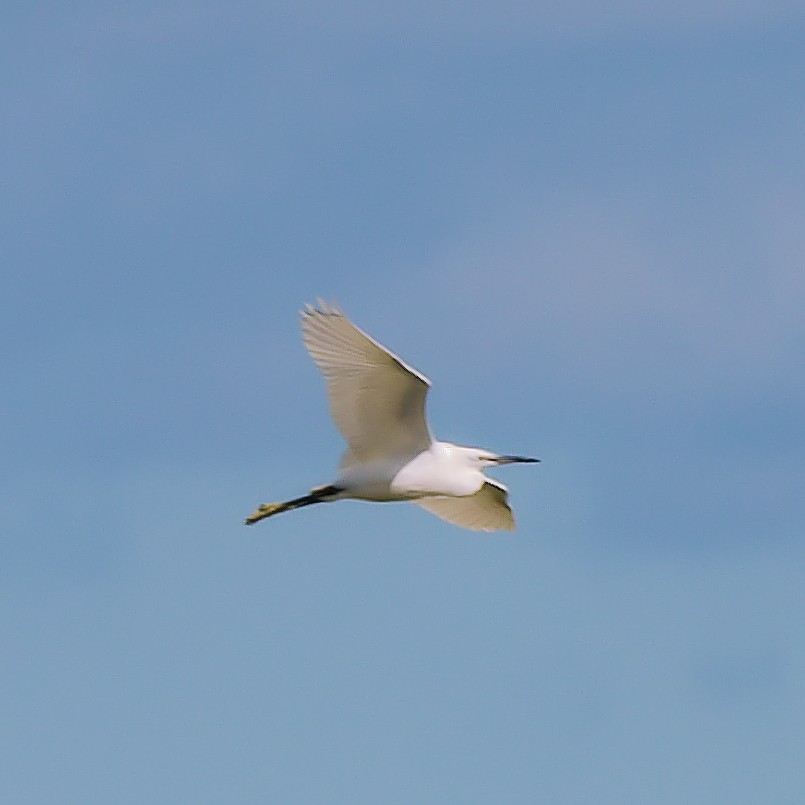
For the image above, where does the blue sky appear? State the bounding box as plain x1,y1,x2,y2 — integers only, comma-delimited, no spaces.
3,2,805,802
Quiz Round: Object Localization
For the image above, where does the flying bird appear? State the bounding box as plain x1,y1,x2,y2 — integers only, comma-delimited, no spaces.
245,301,539,531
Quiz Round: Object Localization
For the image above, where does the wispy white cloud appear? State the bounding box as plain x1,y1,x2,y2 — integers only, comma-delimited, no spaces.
429,173,805,399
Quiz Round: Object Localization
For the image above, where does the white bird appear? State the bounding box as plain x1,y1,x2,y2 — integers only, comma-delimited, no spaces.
245,301,539,531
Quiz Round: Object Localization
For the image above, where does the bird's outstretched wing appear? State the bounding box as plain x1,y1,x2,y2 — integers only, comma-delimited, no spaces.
415,479,516,532
301,301,433,462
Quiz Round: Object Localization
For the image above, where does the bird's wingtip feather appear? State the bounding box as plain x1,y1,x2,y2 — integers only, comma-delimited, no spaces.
302,299,342,318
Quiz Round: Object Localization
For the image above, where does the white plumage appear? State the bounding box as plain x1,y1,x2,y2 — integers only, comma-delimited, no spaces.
245,301,538,531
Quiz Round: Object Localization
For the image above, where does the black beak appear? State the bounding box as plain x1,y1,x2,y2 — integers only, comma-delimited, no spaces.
496,455,540,464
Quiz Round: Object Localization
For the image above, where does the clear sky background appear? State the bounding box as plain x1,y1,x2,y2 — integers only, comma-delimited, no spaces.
3,2,805,803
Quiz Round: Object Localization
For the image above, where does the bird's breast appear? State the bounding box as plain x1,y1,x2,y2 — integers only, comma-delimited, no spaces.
390,450,483,498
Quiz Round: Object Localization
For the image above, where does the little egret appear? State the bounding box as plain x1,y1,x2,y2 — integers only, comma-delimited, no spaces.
245,301,539,531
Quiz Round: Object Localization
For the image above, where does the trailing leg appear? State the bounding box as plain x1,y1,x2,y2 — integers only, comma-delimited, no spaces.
244,485,341,525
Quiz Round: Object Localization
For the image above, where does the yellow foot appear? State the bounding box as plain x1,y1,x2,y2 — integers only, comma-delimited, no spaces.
244,502,283,525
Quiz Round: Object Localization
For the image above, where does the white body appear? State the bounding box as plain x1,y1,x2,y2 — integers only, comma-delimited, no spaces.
338,441,489,502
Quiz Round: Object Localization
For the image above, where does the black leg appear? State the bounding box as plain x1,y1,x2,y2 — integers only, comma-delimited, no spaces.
244,485,342,525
